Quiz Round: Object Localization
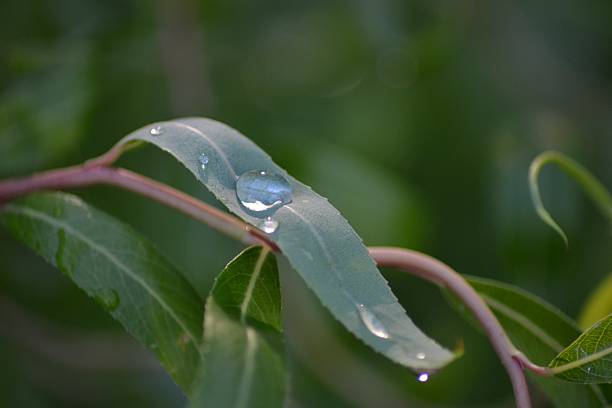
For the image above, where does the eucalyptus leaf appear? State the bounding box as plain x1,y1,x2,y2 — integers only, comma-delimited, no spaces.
445,276,609,407
0,192,204,391
112,117,455,371
549,313,612,384
190,246,286,407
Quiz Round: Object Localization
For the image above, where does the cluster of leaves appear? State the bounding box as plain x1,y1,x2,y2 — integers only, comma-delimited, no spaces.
0,119,610,406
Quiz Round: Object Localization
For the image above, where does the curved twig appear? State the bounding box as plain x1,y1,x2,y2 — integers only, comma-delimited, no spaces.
368,247,532,408
0,160,544,407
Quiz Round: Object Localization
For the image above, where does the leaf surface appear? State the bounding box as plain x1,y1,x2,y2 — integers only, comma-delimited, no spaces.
190,246,286,407
549,313,612,384
0,192,204,391
446,276,609,407
113,117,455,371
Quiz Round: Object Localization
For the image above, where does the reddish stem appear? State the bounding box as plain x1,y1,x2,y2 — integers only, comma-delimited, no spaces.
368,247,532,408
0,162,552,407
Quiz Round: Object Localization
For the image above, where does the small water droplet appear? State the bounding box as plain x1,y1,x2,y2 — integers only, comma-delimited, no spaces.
150,125,164,136
198,153,209,170
236,170,293,213
260,217,278,234
416,352,426,360
417,372,430,383
94,289,120,312
357,304,390,339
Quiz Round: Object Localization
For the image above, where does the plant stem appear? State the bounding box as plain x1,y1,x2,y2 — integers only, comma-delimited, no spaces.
0,162,545,407
368,247,532,408
0,165,276,250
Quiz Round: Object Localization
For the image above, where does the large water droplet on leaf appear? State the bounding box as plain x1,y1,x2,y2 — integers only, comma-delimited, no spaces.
357,303,390,339
236,170,292,213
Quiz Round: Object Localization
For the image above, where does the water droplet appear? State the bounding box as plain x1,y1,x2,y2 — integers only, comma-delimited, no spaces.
417,372,430,383
260,217,278,234
236,170,293,213
357,304,390,339
150,125,164,136
416,352,426,360
94,289,120,312
198,153,209,170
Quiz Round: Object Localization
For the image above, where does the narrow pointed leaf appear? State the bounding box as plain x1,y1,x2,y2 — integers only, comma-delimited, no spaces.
445,276,609,407
549,313,612,384
0,192,204,391
190,246,286,407
529,151,612,245
111,118,455,371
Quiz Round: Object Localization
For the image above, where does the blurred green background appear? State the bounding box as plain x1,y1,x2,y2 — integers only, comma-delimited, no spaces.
1,0,611,406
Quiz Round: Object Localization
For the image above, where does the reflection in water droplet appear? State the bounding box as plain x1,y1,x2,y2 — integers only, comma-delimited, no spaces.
94,289,120,312
198,153,209,170
357,304,390,339
416,352,426,360
260,217,278,234
236,170,293,213
150,126,164,136
417,373,430,383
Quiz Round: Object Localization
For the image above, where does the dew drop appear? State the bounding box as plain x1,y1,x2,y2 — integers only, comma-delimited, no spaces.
416,352,426,360
236,170,293,213
357,303,390,339
417,372,430,383
198,153,209,170
94,289,120,312
260,217,278,234
150,125,164,136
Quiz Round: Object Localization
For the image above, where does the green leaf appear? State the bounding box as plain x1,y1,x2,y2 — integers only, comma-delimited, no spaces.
528,151,612,245
446,276,609,407
190,246,286,407
0,192,204,391
111,118,455,371
549,313,612,384
579,272,612,330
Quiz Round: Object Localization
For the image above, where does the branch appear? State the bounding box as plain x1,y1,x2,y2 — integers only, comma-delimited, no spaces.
0,160,551,407
368,247,533,408
0,164,277,250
